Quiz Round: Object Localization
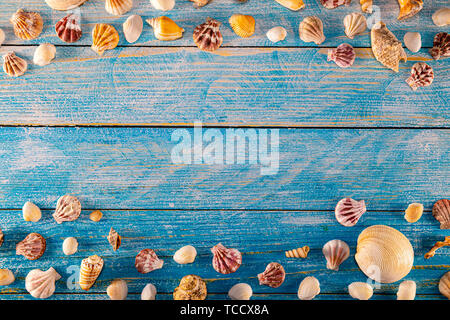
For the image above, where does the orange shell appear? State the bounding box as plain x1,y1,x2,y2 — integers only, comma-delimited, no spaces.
10,9,43,40
91,24,119,56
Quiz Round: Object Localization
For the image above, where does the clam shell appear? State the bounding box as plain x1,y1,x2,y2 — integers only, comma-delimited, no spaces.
53,195,81,224
141,283,157,300
0,269,15,286
2,52,27,77
258,262,285,288
432,8,450,27
147,16,184,41
397,0,423,20
173,245,197,264
335,197,366,227
79,255,104,291
355,225,414,283
348,282,373,300
22,201,42,222
274,0,305,11
285,245,309,258
62,237,78,255
327,43,356,68
173,275,207,300
89,210,103,222
123,15,143,43
322,239,350,271
107,227,121,251
297,276,320,300
33,44,56,67
266,26,287,43
107,279,128,300
150,0,175,11
0,29,5,46
424,236,450,259
45,0,87,10
397,280,416,300
190,0,211,8
432,199,450,229
406,62,434,91
211,243,242,274
403,32,421,53
193,18,223,52
343,13,367,39
360,0,372,13
105,0,133,16
229,14,255,38
16,233,46,260
25,267,61,299
10,9,43,40
439,271,450,299
299,16,325,45
91,24,120,56
228,283,253,300
135,249,164,274
404,202,423,222
320,0,350,9
371,22,407,72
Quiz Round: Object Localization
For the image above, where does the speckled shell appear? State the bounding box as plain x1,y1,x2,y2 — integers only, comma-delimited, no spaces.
135,249,164,274
107,279,128,300
397,280,416,300
26,268,61,299
190,0,210,8
53,195,81,224
173,275,207,300
228,283,253,300
105,0,133,16
424,236,450,259
10,9,43,40
123,15,143,43
274,0,305,11
371,22,407,72
297,276,320,300
432,8,450,27
404,203,423,222
439,271,450,299
211,243,242,274
432,199,450,229
45,0,87,10
320,0,350,9
0,227,3,247
91,24,119,56
397,0,423,20
0,269,15,286
229,14,255,38
348,282,373,300
107,227,121,251
406,62,434,91
2,52,27,77
355,225,414,283
147,16,184,41
430,32,450,61
285,245,309,258
335,197,366,226
322,239,350,271
258,262,286,288
193,18,223,52
327,43,356,68
16,233,46,260
343,13,367,39
299,16,325,45
360,0,372,13
79,255,104,291
56,14,82,43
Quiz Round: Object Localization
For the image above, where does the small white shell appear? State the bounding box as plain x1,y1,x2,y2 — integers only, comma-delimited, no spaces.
397,280,416,300
348,282,373,300
62,237,78,255
173,245,197,264
228,283,253,300
266,26,287,43
0,29,5,46
22,201,42,222
107,279,128,300
403,32,421,53
141,283,157,300
432,8,450,27
0,269,15,286
297,276,320,300
123,15,143,43
33,44,56,66
150,0,175,11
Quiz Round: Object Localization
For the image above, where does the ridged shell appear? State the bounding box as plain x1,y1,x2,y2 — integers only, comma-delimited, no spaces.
299,16,325,45
229,14,255,38
173,275,207,300
211,243,242,274
25,268,61,299
45,0,87,10
403,32,421,53
0,269,15,286
123,15,143,43
355,225,414,283
173,245,197,264
320,0,350,9
348,282,373,300
430,32,450,61
297,276,320,300
432,8,450,27
0,227,3,247
107,279,128,300
439,271,450,299
107,227,121,251
343,13,367,39
335,197,366,226
190,0,210,8
105,0,133,16
285,245,309,258
360,0,372,13
10,9,43,40
53,195,81,224
432,199,450,229
327,43,356,68
397,0,423,20
141,283,157,300
424,236,450,259
3,52,27,77
228,283,253,300
371,22,407,72
397,280,416,300
16,233,46,260
274,0,305,11
135,249,164,273
79,255,104,291
406,62,434,91
150,0,175,11
257,262,285,288
404,203,423,222
91,24,119,56
266,26,287,43
322,239,350,271
33,43,56,67
147,16,184,41
193,18,223,52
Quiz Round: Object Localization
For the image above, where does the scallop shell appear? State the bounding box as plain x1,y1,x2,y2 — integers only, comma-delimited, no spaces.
299,16,325,45
229,14,255,38
147,16,184,41
228,283,253,300
348,282,373,300
424,236,450,259
79,255,104,291
123,15,143,43
320,0,350,9
397,0,423,20
0,227,3,247
403,32,421,53
33,44,56,67
439,271,450,299
432,8,450,27
10,9,43,40
343,13,367,39
335,197,366,227
135,249,164,274
2,52,27,77
62,237,78,255
105,0,133,16
432,199,450,229
190,0,210,8
173,275,207,300
327,43,356,68
406,62,434,91
26,268,61,299
0,269,15,286
360,0,372,13
404,203,423,222
45,0,87,10
297,276,320,300
173,245,197,264
107,227,121,251
355,225,414,283
89,210,103,222
53,195,81,224
274,0,305,11
322,239,350,271
266,26,287,43
211,243,242,274
150,0,175,11
16,233,46,260
91,24,119,56
107,279,128,300
257,262,286,288
141,283,157,300
397,280,416,300
193,18,223,52
430,32,450,61
371,22,407,72
285,245,309,258
22,201,42,222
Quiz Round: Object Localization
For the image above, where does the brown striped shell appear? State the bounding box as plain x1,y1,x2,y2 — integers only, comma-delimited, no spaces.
10,9,43,40
173,275,207,300
135,249,164,273
53,195,81,224
91,24,119,56
193,18,223,52
327,43,356,68
211,243,242,274
107,227,121,251
79,255,104,290
55,13,82,43
430,32,450,60
257,262,286,288
335,197,366,226
322,239,350,271
406,62,434,91
432,199,450,229
16,233,46,260
2,52,28,77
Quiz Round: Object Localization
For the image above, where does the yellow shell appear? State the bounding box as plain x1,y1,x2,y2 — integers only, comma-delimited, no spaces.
79,255,104,291
285,245,309,258
10,9,43,40
274,0,305,11
105,0,133,16
355,225,414,283
299,16,325,45
371,22,407,72
397,0,423,20
397,280,416,300
229,14,255,38
173,275,207,300
147,16,184,41
91,24,119,56
45,0,87,10
3,52,28,77
404,203,423,223
360,0,372,13
439,271,450,299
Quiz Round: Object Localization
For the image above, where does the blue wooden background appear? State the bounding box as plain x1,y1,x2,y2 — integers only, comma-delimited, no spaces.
0,0,448,300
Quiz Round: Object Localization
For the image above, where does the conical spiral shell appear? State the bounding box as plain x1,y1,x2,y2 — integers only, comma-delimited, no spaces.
79,255,104,291
16,233,46,260
397,0,423,20
360,0,372,13
91,24,119,56
25,267,61,299
397,280,416,300
335,198,366,227
147,16,184,41
2,52,27,77
107,227,121,251
285,246,309,258
432,199,450,229
297,276,320,300
348,282,373,300
299,16,325,45
439,271,450,299
193,18,223,52
10,9,43,40
343,13,367,39
135,249,164,274
173,275,207,300
406,62,434,91
322,239,350,271
53,195,81,224
327,43,356,68
56,14,82,43
355,225,414,283
274,0,305,10
211,243,242,274
229,14,255,38
258,262,285,288
371,22,407,72
45,0,87,10
105,0,133,16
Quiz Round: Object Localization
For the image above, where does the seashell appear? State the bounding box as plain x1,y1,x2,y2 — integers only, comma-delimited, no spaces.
79,255,104,291
430,33,450,61
123,15,143,43
189,0,210,8
45,0,87,10
105,0,133,16
320,0,350,9
360,0,372,13
439,271,450,299
211,243,242,274
173,275,207,300
229,283,253,300
348,282,373,300
193,18,223,52
397,280,416,300
258,262,285,288
432,199,450,229
33,44,56,67
229,14,255,38
89,210,103,222
0,227,3,247
299,16,325,45
424,236,450,259
91,24,120,56
432,8,450,27
16,233,46,260
327,43,356,68
53,195,81,224
403,32,421,53
56,14,82,43
406,62,434,91
297,276,320,300
173,245,197,264
0,29,5,46
274,0,305,11
404,202,423,222
10,9,43,40
62,237,78,255
150,0,175,11
397,0,423,20
22,201,42,222
107,227,121,251
147,16,184,41
371,22,407,72
335,197,366,227
107,279,128,300
355,225,414,283
135,249,164,274
322,239,350,271
343,13,367,39
2,52,27,77
0,269,15,286
25,268,61,299
141,283,157,300
285,245,309,258
266,26,287,43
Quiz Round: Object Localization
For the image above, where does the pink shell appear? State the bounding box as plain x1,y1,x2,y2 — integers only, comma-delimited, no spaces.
406,62,434,91
335,197,366,227
135,249,164,274
322,239,350,271
258,262,286,288
55,14,82,43
211,243,242,274
53,195,81,224
320,0,351,9
327,43,356,68
16,233,46,260
433,199,450,229
430,32,450,60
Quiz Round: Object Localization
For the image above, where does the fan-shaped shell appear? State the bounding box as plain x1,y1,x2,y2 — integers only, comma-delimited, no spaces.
211,243,242,274
320,0,350,9
228,283,252,300
123,15,143,43
107,279,128,300
406,62,434,91
335,197,366,227
322,239,350,271
91,24,119,56
397,0,423,20
371,22,407,72
327,43,356,68
25,267,61,299
3,52,27,77
432,199,450,229
45,0,87,10
229,14,255,38
274,0,305,10
397,280,416,300
343,13,367,39
439,271,450,299
107,227,121,251
355,225,414,283
258,262,285,288
147,16,184,41
432,8,450,27
348,282,373,300
79,255,104,291
105,0,133,16
0,269,15,286
173,275,207,300
16,233,46,260
56,14,82,43
53,195,81,224
285,245,309,258
297,276,320,300
299,16,325,45
360,0,372,13
430,32,450,60
193,18,223,52
135,249,164,273
10,9,43,40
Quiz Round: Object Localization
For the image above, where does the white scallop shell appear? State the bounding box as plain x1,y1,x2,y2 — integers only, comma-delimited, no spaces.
297,276,320,300
343,12,367,39
299,16,325,45
228,283,253,300
141,283,157,300
348,282,373,300
322,239,350,271
397,280,416,300
25,267,61,299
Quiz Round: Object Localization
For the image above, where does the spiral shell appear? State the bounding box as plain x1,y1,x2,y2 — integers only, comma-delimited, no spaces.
16,233,46,260
355,225,414,283
406,63,434,91
432,8,450,27
257,262,285,288
22,201,42,222
193,18,223,52
45,0,87,10
2,52,27,77
33,44,56,67
266,26,287,43
320,0,350,9
335,197,366,227
348,282,373,300
229,14,255,38
397,0,423,20
404,203,423,222
299,16,325,45
432,199,450,229
150,0,175,11
397,280,416,300
439,271,450,299
10,9,43,40
53,195,81,224
327,43,356,68
105,0,133,16
371,22,407,72
173,275,207,300
360,0,372,13
285,245,309,258
107,279,128,300
403,32,421,53
430,32,450,61
91,24,119,56
141,283,157,300
322,239,350,271
211,243,242,274
228,283,253,300
173,245,197,264
343,13,367,39
0,269,15,286
147,16,184,41
79,255,104,291
135,249,164,274
26,268,61,299
424,236,450,259
123,15,143,43
107,227,121,251
297,276,320,300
